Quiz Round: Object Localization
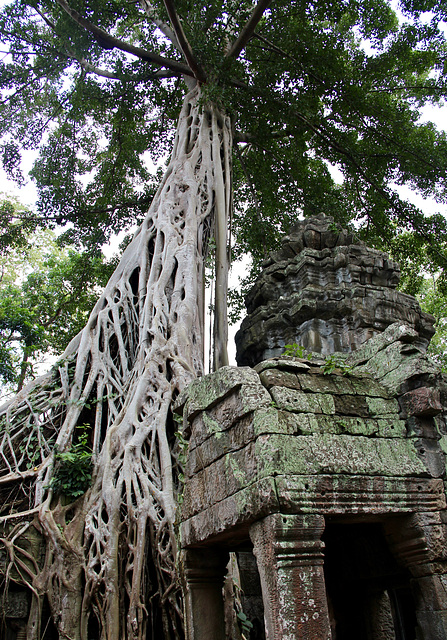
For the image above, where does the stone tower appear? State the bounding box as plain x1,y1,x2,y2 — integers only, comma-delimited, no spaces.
236,213,435,367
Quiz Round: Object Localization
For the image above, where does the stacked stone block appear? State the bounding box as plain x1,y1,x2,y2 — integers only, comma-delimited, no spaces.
178,323,447,639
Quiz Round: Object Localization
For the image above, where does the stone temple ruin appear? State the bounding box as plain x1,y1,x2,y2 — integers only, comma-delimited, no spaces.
2,214,447,639
176,214,447,640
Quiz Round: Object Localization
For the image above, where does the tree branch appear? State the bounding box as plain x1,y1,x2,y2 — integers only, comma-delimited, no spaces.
225,0,272,60
139,0,181,51
54,0,194,77
162,0,206,82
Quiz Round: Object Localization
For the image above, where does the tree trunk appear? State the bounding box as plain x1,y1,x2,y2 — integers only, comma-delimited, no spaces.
0,86,232,640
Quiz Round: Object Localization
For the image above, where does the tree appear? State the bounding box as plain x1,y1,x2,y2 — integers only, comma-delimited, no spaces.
0,1,447,639
0,219,115,392
417,275,447,370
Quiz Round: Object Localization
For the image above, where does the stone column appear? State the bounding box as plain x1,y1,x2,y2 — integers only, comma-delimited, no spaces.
384,513,447,640
182,548,229,640
249,513,332,640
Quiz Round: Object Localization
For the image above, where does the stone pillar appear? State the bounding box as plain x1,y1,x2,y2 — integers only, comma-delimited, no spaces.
364,590,396,640
249,513,332,640
182,548,229,640
384,513,447,640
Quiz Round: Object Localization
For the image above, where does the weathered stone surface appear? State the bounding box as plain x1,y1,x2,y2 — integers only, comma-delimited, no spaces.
296,372,355,395
269,386,335,414
414,438,447,478
186,410,408,477
347,322,421,366
249,514,332,640
254,358,312,374
333,394,370,417
366,396,400,416
376,418,407,438
400,387,443,418
177,366,266,419
187,383,269,448
276,475,445,515
235,215,435,367
258,368,300,390
180,477,280,547
182,433,429,520
181,474,446,546
406,416,440,439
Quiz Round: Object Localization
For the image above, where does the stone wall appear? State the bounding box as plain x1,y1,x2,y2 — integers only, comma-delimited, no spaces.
178,323,447,547
178,323,447,639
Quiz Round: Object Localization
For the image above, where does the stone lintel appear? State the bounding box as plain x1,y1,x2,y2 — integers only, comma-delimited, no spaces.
180,476,445,547
182,435,428,519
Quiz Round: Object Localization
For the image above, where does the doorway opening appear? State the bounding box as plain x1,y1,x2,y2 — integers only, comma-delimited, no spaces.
323,522,417,640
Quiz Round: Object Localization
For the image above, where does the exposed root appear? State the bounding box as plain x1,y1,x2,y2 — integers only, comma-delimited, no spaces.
0,87,232,639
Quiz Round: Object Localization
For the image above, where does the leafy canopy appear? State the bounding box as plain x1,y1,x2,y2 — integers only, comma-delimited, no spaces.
0,0,446,278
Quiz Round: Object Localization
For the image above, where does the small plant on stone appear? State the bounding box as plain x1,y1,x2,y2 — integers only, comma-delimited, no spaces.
322,354,352,376
49,425,92,500
174,427,189,501
236,610,254,639
283,343,309,358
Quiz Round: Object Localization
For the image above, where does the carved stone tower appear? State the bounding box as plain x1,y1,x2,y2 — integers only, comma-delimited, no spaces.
236,213,435,367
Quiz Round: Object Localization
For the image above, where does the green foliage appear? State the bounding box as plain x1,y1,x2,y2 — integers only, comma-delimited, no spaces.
417,276,447,371
49,426,92,500
0,0,445,275
322,354,353,376
282,343,310,358
0,208,116,390
236,610,253,639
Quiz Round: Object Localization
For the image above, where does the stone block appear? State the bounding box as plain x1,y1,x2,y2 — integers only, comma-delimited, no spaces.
180,477,280,546
296,373,353,395
333,394,370,417
258,433,426,478
414,574,447,610
259,369,300,390
183,433,428,519
413,438,446,478
399,387,443,418
187,383,270,448
181,366,265,419
186,413,254,475
349,376,391,398
346,323,419,367
269,386,335,414
366,396,400,417
254,358,311,374
276,475,445,515
376,417,407,438
182,441,259,517
380,357,440,396
415,610,447,640
406,416,439,439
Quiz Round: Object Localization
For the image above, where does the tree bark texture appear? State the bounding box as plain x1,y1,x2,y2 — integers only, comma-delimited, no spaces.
0,87,232,640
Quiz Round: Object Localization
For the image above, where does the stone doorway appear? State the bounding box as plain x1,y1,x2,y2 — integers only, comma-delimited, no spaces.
323,522,418,640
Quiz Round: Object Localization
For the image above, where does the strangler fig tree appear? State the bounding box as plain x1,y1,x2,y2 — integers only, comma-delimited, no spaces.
1,0,447,638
